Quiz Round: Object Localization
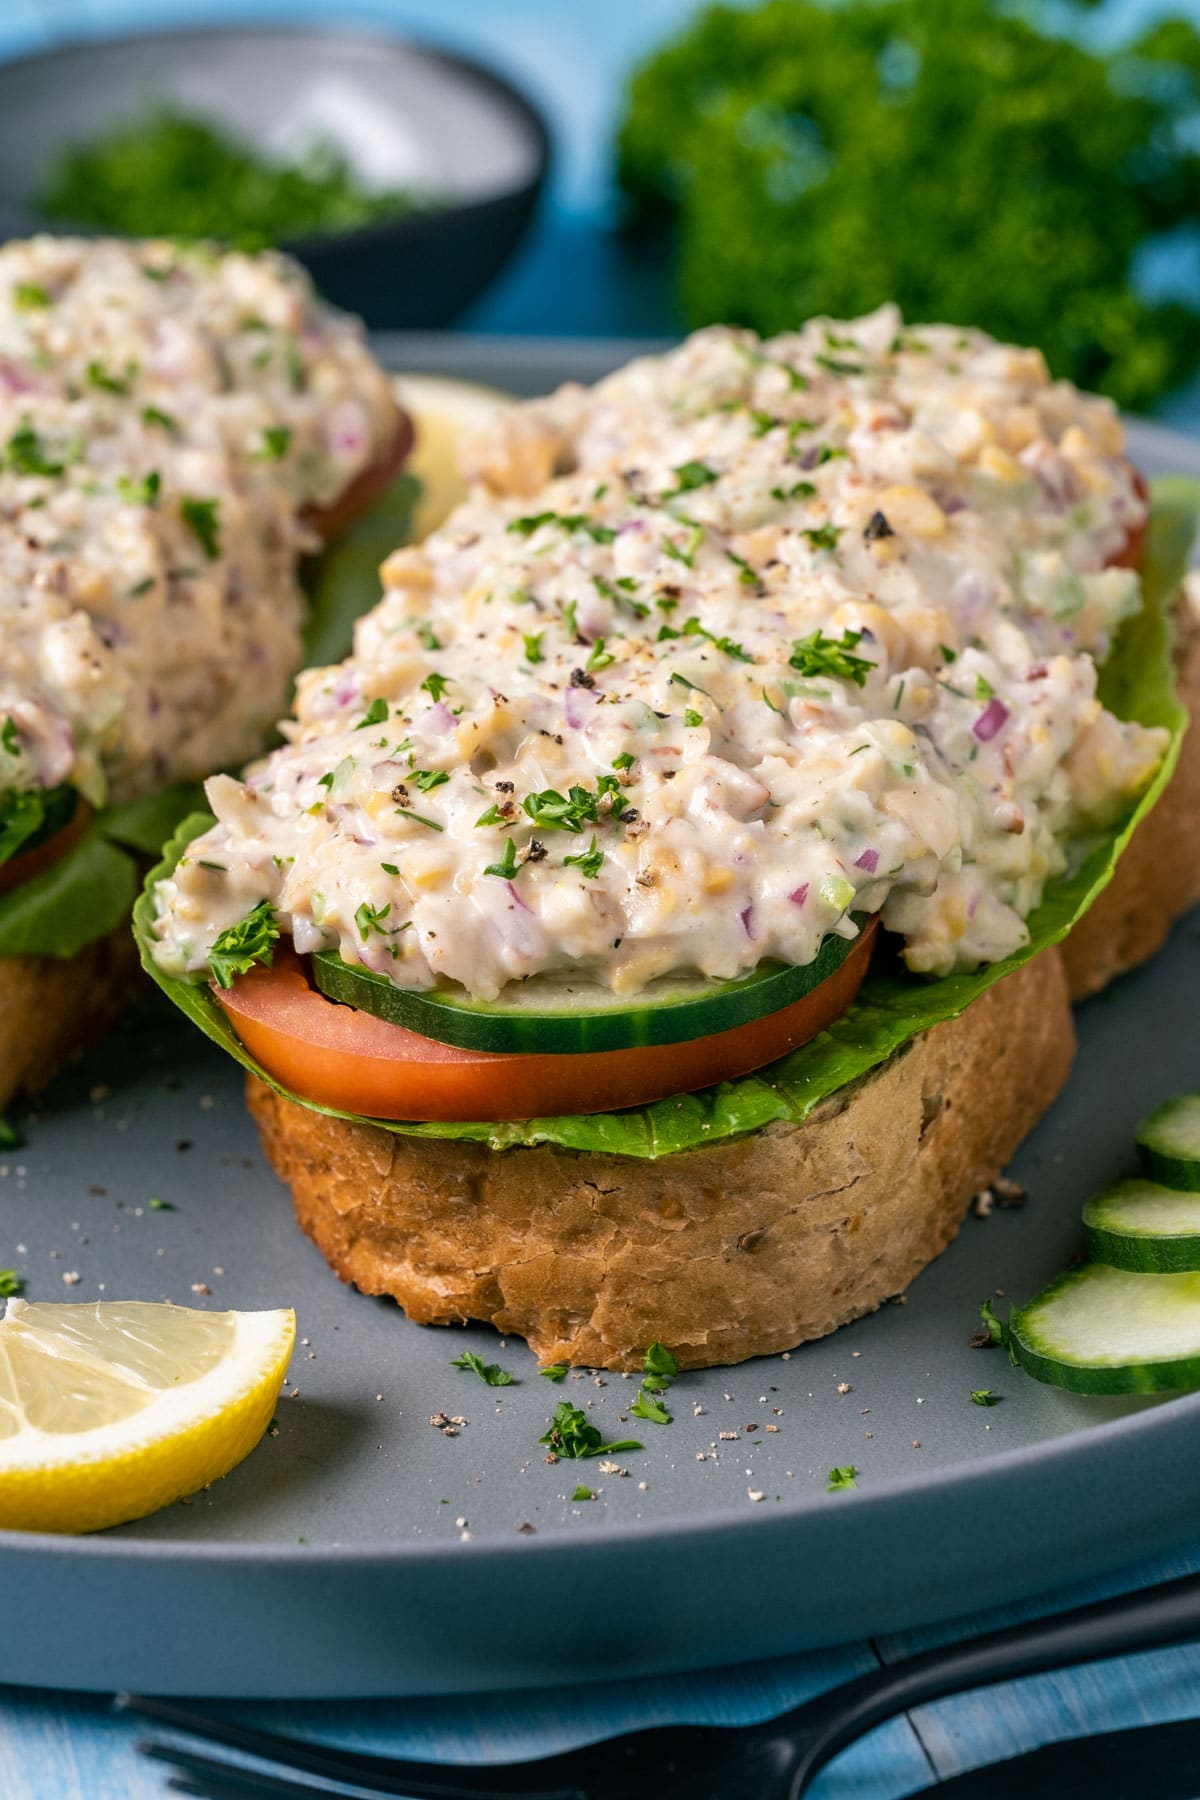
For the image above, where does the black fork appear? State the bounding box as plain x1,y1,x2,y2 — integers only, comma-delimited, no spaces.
124,1564,1200,1800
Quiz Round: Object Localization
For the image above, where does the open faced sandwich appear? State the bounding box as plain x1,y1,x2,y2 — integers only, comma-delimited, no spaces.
139,308,1200,1370
0,236,411,1106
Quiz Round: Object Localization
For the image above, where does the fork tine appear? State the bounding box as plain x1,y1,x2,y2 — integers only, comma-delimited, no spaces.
149,1743,343,1799
120,1696,589,1800
141,1737,548,1800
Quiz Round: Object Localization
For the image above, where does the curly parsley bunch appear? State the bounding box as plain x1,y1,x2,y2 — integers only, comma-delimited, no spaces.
618,0,1200,411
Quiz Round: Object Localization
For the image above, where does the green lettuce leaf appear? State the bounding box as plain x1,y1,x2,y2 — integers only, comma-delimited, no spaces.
0,828,137,958
0,782,206,959
134,480,1200,1159
301,472,420,670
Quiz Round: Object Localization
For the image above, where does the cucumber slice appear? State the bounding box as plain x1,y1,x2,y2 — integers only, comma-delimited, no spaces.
311,928,859,1056
1137,1095,1200,1191
1083,1178,1200,1273
1007,1263,1200,1393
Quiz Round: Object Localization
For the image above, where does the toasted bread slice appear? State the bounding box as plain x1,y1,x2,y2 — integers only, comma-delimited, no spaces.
0,927,139,1112
248,946,1076,1370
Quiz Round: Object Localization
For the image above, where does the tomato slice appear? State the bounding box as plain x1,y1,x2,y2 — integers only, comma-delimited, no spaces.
305,411,415,546
0,796,90,896
215,923,878,1123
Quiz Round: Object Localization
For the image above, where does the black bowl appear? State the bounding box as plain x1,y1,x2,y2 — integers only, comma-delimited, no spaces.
0,24,551,328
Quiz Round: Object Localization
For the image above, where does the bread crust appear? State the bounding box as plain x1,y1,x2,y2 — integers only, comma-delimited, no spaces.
249,948,1075,1370
1062,591,1200,999
0,926,139,1111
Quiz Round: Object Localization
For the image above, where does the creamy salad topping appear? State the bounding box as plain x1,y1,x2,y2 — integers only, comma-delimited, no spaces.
154,307,1163,997
0,236,399,804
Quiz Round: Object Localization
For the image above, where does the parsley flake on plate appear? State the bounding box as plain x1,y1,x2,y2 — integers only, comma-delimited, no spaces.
452,1350,515,1387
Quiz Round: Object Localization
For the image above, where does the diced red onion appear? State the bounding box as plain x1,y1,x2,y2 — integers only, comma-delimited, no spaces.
424,701,455,734
789,883,810,907
854,848,879,873
564,686,597,730
973,697,1009,742
740,903,757,939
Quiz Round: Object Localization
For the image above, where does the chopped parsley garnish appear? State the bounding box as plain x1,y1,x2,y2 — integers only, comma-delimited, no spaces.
630,1388,671,1425
1,717,19,757
420,672,451,704
116,470,161,507
483,838,521,880
940,644,958,664
256,425,292,461
355,697,389,729
573,1485,595,1502
412,768,449,793
788,628,875,686
7,421,80,477
670,670,716,704
661,520,705,568
507,510,615,544
643,1342,679,1382
475,803,507,828
181,495,221,559
662,459,718,500
975,673,995,700
971,1388,1001,1407
681,615,752,662
522,631,544,665
611,752,635,771
683,708,703,727
826,1465,858,1492
593,573,650,619
726,550,761,590
141,404,179,435
452,1350,515,1387
750,409,778,437
0,1270,24,1298
354,900,392,939
522,777,622,834
800,522,843,553
814,352,865,377
207,900,279,989
628,1340,678,1424
539,1363,570,1382
538,1401,642,1461
414,622,441,652
586,637,615,673
772,480,817,502
563,835,604,878
87,358,137,395
12,283,49,311
380,862,400,876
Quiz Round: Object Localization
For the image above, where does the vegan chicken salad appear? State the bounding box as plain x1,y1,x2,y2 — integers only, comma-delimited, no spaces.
0,235,405,816
148,307,1168,1118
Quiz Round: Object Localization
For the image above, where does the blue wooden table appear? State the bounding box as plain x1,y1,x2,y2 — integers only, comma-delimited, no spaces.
4,1540,1199,1797
1,4,1199,1793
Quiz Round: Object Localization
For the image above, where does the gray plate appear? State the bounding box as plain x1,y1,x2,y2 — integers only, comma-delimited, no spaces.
1,350,1198,1699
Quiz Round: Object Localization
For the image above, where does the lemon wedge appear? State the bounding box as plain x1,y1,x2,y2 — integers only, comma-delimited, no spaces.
0,1299,295,1533
394,372,512,541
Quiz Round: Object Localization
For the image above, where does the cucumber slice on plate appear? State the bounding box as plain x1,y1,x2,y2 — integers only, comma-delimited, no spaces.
1083,1178,1200,1273
1137,1095,1200,1190
1007,1263,1200,1393
312,927,860,1056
